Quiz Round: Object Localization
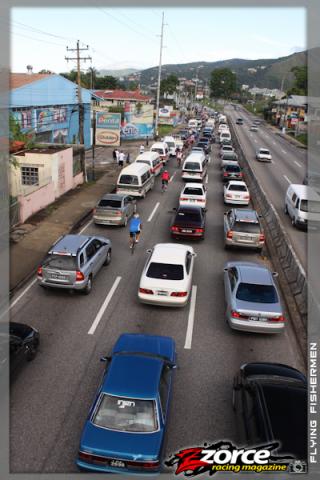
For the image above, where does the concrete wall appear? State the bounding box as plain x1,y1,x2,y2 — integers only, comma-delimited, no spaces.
18,183,55,223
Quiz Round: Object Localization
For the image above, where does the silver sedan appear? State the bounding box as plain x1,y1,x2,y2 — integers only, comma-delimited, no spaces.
223,261,285,333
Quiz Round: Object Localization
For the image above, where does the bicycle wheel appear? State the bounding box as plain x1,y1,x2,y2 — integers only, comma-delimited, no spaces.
131,234,136,254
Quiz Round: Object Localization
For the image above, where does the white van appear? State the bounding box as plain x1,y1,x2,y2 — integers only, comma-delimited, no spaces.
163,136,177,157
188,119,198,129
116,162,155,198
150,142,169,165
219,131,231,143
206,119,215,128
285,184,320,228
135,151,163,176
182,152,207,182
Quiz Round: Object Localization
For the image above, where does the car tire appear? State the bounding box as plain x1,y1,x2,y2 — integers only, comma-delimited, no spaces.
83,275,92,295
284,204,288,214
104,249,112,266
142,192,146,199
291,216,297,227
26,340,39,361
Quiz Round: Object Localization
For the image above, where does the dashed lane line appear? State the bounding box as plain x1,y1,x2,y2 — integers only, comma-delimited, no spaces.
88,276,122,335
184,285,197,349
147,202,160,222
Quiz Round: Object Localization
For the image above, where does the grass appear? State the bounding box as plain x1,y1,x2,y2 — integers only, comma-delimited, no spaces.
288,132,307,146
158,125,174,137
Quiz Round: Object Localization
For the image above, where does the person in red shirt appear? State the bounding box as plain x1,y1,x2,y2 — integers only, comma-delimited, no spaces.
161,170,170,191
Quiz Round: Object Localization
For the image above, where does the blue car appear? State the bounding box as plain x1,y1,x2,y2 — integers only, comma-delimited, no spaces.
76,333,176,474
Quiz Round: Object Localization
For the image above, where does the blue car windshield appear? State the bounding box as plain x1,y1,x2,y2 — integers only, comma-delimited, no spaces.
92,394,158,433
236,283,278,303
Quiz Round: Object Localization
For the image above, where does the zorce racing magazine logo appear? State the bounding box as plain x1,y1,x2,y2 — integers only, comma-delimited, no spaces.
165,441,296,476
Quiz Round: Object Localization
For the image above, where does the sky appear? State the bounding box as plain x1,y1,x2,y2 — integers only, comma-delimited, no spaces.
9,7,306,74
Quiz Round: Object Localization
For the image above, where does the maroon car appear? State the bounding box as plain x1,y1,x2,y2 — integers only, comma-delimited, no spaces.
171,205,206,239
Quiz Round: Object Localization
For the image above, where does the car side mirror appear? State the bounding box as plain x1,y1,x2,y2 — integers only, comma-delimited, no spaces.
172,207,177,211
146,248,152,254
272,272,279,278
192,253,197,258
258,215,262,218
223,267,229,272
100,356,111,363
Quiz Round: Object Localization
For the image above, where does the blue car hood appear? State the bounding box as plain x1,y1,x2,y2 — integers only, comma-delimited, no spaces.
80,421,163,461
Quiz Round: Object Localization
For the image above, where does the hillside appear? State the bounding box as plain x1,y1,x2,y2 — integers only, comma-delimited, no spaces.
97,68,139,78
139,49,314,89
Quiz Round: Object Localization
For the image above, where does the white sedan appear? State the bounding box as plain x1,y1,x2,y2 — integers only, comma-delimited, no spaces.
138,243,196,307
179,183,207,208
224,181,250,205
256,148,272,162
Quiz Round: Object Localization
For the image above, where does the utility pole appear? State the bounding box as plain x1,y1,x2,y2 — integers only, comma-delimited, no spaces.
155,12,165,139
65,40,91,182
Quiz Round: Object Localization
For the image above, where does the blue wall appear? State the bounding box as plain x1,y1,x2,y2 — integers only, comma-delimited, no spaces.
10,75,91,148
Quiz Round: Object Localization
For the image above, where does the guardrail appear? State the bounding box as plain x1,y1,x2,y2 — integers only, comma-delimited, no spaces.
228,120,309,360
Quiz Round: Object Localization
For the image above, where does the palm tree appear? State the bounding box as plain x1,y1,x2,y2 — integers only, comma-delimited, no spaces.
87,67,99,90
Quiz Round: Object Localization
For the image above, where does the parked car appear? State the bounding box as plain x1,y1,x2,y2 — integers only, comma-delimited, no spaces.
138,243,196,307
76,333,176,473
37,234,112,294
224,181,250,205
179,183,207,208
171,205,206,239
233,362,307,461
223,261,285,333
223,209,265,250
220,145,234,156
256,148,272,162
249,125,258,132
0,321,40,376
236,118,244,125
221,151,239,168
93,194,136,227
222,164,243,182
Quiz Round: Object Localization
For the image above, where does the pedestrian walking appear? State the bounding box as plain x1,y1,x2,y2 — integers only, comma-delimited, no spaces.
118,150,125,167
115,148,120,165
146,136,149,147
139,144,145,154
126,152,131,164
112,149,117,162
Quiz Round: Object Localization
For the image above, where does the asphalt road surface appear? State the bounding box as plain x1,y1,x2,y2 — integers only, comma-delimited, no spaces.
10,141,306,473
226,105,307,271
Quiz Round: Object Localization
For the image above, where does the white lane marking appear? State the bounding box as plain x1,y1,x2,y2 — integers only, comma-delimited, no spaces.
88,276,122,335
147,202,160,222
184,285,197,349
281,149,287,154
169,171,176,183
79,219,93,234
10,278,37,310
283,175,292,184
208,157,211,164
294,161,302,168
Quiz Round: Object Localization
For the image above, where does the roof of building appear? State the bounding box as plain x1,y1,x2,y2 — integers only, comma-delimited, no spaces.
92,89,151,101
11,73,54,90
274,95,308,107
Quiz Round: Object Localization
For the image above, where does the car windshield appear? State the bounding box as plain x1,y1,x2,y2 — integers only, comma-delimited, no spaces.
165,142,174,148
223,153,236,159
92,394,158,433
236,282,278,303
183,187,203,196
260,149,270,155
199,138,209,143
300,199,320,213
43,254,77,270
119,175,139,185
147,262,184,280
228,184,247,192
184,162,201,171
234,222,261,233
151,148,163,155
225,166,241,172
98,199,122,208
136,160,150,167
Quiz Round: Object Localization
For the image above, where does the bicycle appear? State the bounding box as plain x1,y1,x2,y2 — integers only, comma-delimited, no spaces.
161,180,168,193
130,232,137,254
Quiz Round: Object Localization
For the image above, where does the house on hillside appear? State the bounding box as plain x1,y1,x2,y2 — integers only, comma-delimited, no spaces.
272,95,308,129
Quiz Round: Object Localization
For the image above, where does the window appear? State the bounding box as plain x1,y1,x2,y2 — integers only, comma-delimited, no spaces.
98,199,122,208
43,254,77,271
292,193,297,203
236,283,278,303
159,368,170,420
92,239,102,251
228,268,237,291
21,166,39,186
119,175,138,185
79,253,84,267
85,242,96,260
146,262,184,280
141,172,150,184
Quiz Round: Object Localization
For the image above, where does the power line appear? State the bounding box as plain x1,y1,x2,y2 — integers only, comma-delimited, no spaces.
11,30,67,47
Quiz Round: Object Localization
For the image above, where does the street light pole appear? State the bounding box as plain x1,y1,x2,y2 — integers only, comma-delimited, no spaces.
155,12,165,138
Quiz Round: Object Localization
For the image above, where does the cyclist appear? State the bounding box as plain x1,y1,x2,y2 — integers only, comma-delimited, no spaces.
129,213,142,248
161,169,170,191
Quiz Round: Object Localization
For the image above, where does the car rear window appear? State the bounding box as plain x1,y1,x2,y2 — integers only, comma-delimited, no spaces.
260,149,270,155
98,199,122,208
300,200,320,213
228,184,247,192
43,254,77,270
151,148,164,155
223,153,237,159
236,283,278,303
234,222,261,233
119,175,139,185
183,187,203,196
225,165,241,172
175,210,202,224
165,141,174,148
136,160,150,167
147,262,184,280
92,394,158,433
184,162,201,171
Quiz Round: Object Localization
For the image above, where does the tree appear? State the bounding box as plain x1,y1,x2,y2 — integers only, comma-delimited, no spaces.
210,68,237,100
160,74,179,96
287,66,307,96
85,67,100,89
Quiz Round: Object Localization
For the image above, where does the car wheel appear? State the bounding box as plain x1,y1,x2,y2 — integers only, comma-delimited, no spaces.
25,340,39,361
83,275,92,295
291,216,297,227
142,192,146,199
104,249,112,266
284,204,288,214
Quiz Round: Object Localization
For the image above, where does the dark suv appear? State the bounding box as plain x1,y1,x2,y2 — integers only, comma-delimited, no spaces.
171,205,206,239
236,118,244,125
233,362,307,462
37,234,112,294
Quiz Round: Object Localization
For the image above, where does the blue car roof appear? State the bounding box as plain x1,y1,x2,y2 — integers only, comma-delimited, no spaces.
112,333,175,361
103,354,163,399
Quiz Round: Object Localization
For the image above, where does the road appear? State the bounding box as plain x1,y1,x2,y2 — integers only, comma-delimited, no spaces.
10,140,305,473
225,105,307,272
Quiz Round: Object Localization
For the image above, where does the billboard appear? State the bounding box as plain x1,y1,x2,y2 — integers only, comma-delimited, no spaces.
121,103,154,140
36,107,67,132
96,112,121,146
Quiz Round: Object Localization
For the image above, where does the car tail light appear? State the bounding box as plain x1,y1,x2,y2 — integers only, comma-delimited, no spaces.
239,172,243,177
196,199,204,203
259,234,265,242
127,460,160,470
244,195,250,200
115,211,122,216
226,230,233,239
138,188,142,193
139,288,154,295
37,266,43,277
231,310,249,319
223,173,228,177
180,197,188,201
195,228,204,233
226,194,232,198
171,226,179,232
171,291,188,297
76,271,85,282
269,315,285,322
78,451,109,464
93,208,96,214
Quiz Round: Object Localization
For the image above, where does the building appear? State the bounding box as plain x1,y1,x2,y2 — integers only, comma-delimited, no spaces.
91,89,152,109
249,87,285,99
272,95,308,129
10,72,91,148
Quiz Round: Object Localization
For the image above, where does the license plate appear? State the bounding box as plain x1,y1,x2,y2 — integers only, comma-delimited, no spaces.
109,460,126,468
189,199,196,202
234,195,240,199
157,291,168,296
249,316,267,322
50,274,68,281
182,229,192,233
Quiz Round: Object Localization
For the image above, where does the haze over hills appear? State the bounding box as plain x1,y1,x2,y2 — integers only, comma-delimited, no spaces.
97,68,139,78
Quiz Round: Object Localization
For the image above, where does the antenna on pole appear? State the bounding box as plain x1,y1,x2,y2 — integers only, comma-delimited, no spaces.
155,11,165,138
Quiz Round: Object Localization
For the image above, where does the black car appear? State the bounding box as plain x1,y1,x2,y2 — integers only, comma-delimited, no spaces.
202,130,216,143
171,205,206,239
0,322,40,376
196,140,211,154
178,129,189,140
233,362,307,462
236,118,244,125
222,164,243,182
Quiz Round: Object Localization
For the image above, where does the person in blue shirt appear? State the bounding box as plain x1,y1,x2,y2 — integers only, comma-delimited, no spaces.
129,213,142,248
